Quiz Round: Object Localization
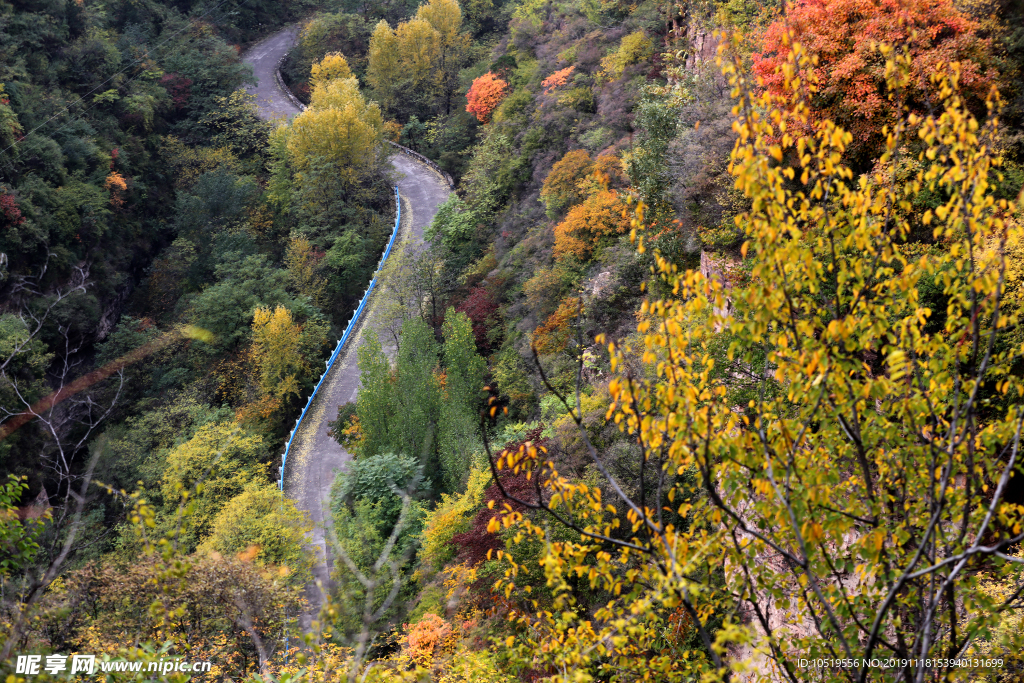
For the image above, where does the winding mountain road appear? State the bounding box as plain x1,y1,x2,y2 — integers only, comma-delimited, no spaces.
242,28,451,610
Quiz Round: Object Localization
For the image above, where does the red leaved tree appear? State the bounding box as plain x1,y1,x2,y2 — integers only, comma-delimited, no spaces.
753,0,995,165
455,285,498,352
452,426,547,567
160,72,193,111
465,72,508,123
0,192,24,228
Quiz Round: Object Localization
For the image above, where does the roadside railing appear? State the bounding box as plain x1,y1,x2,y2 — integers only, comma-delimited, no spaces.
278,187,401,489
386,141,456,189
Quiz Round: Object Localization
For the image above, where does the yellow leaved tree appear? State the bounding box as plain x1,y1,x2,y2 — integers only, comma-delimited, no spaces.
284,78,383,188
273,53,384,215
367,20,402,112
486,36,1024,682
310,52,354,92
285,234,327,306
367,0,469,115
250,305,307,402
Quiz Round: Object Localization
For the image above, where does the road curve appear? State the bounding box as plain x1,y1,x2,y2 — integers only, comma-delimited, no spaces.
244,26,304,120
242,29,452,611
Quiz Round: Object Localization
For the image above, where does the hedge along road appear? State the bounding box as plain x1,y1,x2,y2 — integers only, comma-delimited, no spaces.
243,28,452,614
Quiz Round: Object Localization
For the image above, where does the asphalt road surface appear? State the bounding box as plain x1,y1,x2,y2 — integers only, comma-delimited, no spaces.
241,28,452,616
244,26,304,121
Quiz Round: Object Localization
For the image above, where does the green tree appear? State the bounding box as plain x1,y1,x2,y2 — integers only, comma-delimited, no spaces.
0,314,53,450
199,90,273,171
353,317,445,474
392,317,443,466
626,86,685,215
174,169,259,237
329,452,427,642
354,333,399,459
97,395,233,498
189,254,292,354
0,476,46,578
439,309,485,491
334,452,426,532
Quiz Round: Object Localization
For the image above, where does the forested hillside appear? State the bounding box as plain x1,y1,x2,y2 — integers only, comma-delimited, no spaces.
3,0,1024,680
0,0,395,675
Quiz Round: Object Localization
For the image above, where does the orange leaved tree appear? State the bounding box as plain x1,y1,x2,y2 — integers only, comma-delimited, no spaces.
465,72,508,123
754,0,995,166
552,189,630,262
542,65,575,94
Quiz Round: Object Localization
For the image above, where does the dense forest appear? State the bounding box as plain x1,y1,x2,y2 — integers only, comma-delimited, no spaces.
3,0,1024,680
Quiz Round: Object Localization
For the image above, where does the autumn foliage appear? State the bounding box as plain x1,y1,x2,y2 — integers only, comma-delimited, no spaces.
552,189,630,261
532,297,580,355
754,0,994,163
0,192,23,227
405,613,453,663
465,72,508,122
540,149,593,214
541,66,575,94
455,285,498,351
159,72,192,110
103,172,127,208
450,427,546,567
285,65,384,186
488,36,1024,679
250,305,306,402
309,52,354,90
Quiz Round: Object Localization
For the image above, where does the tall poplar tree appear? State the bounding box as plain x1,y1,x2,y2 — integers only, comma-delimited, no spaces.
439,309,486,491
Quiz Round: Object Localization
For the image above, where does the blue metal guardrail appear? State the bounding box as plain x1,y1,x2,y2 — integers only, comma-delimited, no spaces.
278,187,401,489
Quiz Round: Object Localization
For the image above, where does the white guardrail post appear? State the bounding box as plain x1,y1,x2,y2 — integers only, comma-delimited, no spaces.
278,187,402,489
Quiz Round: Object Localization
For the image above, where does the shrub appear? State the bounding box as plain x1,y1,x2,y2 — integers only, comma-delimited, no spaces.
552,189,630,262
532,297,581,356
419,466,490,571
159,422,267,551
405,612,453,664
438,648,512,683
599,31,654,80
455,286,499,352
540,149,592,215
200,482,313,584
451,427,547,566
334,452,424,532
541,65,575,94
